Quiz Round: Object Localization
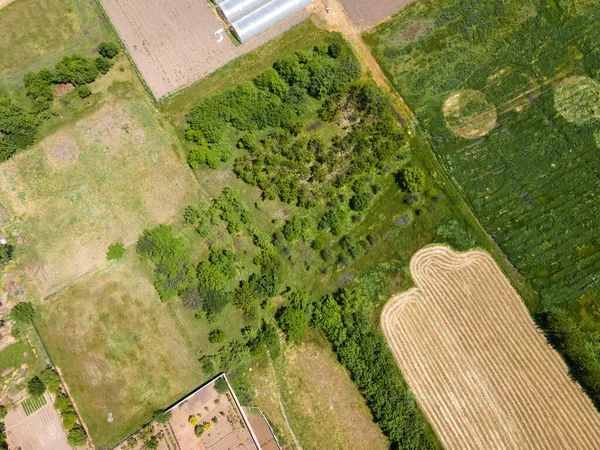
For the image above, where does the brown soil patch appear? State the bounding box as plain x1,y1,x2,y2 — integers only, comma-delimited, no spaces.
382,246,600,450
339,0,415,28
99,0,309,98
53,83,74,97
443,89,497,139
42,135,80,167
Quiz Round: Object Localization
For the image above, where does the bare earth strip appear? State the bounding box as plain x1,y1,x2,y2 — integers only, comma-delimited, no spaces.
0,0,16,9
381,246,600,450
99,0,309,99
339,0,415,28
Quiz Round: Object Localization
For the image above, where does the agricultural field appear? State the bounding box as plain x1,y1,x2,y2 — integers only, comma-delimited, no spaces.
98,0,309,98
382,246,600,449
340,0,415,28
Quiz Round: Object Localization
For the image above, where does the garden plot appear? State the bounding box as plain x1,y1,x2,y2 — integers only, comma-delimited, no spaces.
382,246,600,450
99,0,309,98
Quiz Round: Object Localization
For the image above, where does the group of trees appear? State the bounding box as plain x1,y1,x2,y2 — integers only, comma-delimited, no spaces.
312,290,438,449
0,96,40,162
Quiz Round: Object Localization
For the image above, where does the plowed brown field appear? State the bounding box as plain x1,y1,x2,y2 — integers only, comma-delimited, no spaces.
382,246,600,450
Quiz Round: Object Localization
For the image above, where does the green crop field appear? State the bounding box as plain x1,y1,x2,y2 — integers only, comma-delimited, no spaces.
367,0,600,315
21,394,46,416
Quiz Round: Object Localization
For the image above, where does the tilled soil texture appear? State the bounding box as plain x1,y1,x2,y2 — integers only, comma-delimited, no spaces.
99,0,309,99
381,246,600,450
338,0,414,28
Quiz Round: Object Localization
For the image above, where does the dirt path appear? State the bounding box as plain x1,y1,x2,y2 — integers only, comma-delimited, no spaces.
308,0,415,126
0,0,17,9
266,350,303,450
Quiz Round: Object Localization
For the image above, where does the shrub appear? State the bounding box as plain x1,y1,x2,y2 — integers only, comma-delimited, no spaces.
76,84,92,98
214,377,229,395
349,193,370,211
99,41,120,59
282,217,311,242
106,242,125,260
328,42,342,58
188,415,198,426
62,411,78,430
54,56,99,86
55,393,71,412
0,243,14,269
95,56,113,74
195,424,204,437
153,409,172,424
395,167,425,193
0,404,6,420
209,329,226,343
12,302,34,323
67,425,88,446
0,95,40,161
23,70,54,112
27,376,46,396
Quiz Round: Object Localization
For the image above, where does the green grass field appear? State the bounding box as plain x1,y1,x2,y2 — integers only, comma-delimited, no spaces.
21,394,46,416
0,0,111,95
366,0,600,318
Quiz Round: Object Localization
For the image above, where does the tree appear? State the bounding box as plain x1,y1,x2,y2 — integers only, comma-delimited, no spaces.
282,217,311,242
95,56,113,74
27,376,46,396
62,411,78,430
12,302,34,323
152,409,172,424
209,329,226,343
53,55,99,86
23,70,54,112
99,41,120,59
277,307,309,341
395,167,425,193
39,367,61,394
214,377,228,395
55,393,71,412
77,85,91,98
67,425,88,446
328,42,342,58
0,404,6,420
107,242,125,260
349,193,370,211
0,95,40,161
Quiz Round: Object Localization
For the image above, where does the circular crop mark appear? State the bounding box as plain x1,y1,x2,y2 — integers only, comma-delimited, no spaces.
443,90,497,139
554,76,600,125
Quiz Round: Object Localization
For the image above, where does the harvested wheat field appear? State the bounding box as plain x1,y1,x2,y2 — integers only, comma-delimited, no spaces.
99,0,309,98
381,246,600,450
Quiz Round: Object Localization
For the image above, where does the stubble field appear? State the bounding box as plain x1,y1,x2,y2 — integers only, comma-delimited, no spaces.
98,0,309,98
382,246,600,450
340,0,414,28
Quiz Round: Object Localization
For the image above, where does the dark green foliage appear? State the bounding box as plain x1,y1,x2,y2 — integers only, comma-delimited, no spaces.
246,321,279,356
538,309,600,409
27,376,46,396
277,290,312,341
99,41,120,59
54,55,99,86
106,242,125,260
313,291,437,449
349,192,370,211
214,377,229,395
67,425,88,446
54,393,71,412
0,243,14,269
39,367,61,394
395,167,425,193
197,250,235,291
95,56,113,75
201,288,230,323
183,205,201,224
0,404,6,420
0,422,6,450
77,85,91,98
436,219,476,251
328,42,342,58
152,409,172,424
282,217,312,242
136,225,195,301
209,329,226,343
62,410,78,430
23,69,54,112
11,302,34,323
0,95,40,161
319,208,346,236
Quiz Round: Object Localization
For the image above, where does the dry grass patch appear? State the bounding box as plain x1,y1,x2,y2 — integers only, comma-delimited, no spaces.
35,252,205,448
0,96,197,298
382,246,600,450
443,89,497,139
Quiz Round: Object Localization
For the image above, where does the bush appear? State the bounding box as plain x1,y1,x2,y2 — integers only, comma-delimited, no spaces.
282,217,311,242
77,85,91,98
62,411,78,430
209,329,226,343
395,167,425,193
189,415,198,426
95,56,114,74
0,95,40,162
106,242,125,260
152,409,172,424
54,55,99,86
27,376,46,396
195,424,204,437
0,404,6,420
214,377,229,395
349,193,370,211
67,425,88,446
99,41,120,59
55,393,71,412
0,243,14,269
12,302,34,323
23,70,54,112
328,42,342,58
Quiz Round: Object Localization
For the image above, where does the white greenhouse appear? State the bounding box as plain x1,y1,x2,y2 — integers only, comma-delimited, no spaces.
215,0,313,43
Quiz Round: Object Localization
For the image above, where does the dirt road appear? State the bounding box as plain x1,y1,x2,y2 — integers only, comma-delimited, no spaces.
308,0,415,125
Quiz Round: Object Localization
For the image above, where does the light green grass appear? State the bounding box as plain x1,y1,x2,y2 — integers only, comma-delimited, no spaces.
21,394,47,416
